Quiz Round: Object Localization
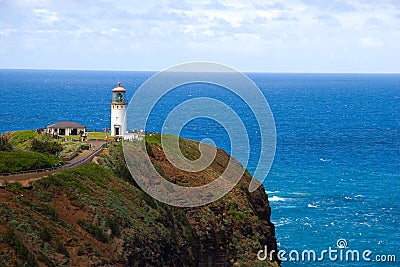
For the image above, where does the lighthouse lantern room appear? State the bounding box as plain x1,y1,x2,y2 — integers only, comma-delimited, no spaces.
111,82,127,137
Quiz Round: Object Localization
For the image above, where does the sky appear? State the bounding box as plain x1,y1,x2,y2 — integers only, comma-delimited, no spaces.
0,0,399,73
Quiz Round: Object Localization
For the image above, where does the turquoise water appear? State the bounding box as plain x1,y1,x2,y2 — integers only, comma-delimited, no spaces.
1,70,399,265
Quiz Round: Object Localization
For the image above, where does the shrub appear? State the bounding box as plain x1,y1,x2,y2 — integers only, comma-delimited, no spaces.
228,210,247,220
80,143,89,150
39,226,52,242
145,140,154,158
31,137,63,156
0,135,13,151
55,239,69,257
5,182,23,194
33,203,58,221
77,219,109,243
106,216,121,238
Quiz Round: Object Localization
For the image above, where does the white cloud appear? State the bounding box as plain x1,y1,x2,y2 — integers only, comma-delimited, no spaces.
0,29,17,36
33,8,58,25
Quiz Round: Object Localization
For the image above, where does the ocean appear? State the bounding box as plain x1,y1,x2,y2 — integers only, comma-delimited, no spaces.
1,69,399,266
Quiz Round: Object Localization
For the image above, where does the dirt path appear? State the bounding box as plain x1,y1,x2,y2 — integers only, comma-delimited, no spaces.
0,140,108,188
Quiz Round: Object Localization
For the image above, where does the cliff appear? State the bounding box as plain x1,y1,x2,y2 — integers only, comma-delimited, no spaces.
0,137,279,266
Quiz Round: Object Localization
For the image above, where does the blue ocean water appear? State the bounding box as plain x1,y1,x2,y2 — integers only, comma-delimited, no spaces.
1,70,399,266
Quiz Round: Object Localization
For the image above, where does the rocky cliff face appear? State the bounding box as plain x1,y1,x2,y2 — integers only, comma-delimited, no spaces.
0,138,279,266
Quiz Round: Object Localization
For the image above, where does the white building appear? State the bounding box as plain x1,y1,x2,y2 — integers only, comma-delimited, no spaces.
111,82,127,137
47,121,86,136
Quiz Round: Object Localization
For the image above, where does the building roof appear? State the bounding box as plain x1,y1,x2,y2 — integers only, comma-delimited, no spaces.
47,121,86,129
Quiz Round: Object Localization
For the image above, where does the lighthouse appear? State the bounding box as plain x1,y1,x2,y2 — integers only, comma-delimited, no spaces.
110,82,127,137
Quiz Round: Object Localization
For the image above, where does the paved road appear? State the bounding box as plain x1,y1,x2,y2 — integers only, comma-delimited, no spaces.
0,140,108,187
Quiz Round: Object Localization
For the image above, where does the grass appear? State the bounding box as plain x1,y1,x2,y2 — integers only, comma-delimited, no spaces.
8,130,40,150
9,130,40,145
145,134,200,160
55,131,110,141
145,133,162,146
0,151,63,173
59,135,81,141
86,131,111,140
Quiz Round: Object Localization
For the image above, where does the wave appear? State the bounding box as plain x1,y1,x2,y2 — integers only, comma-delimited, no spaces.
269,196,289,202
272,218,292,227
265,190,280,194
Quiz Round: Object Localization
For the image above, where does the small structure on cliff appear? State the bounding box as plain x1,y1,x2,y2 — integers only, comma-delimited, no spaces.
47,121,86,136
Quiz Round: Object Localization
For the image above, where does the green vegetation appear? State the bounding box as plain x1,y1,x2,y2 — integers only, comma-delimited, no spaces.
228,209,247,220
59,141,89,159
59,135,81,141
4,182,24,194
0,130,94,173
0,151,62,173
31,137,63,156
55,239,69,257
1,225,38,266
145,134,200,161
9,130,40,148
77,219,110,243
145,139,155,157
87,131,111,140
39,226,52,242
97,142,138,187
0,135,13,151
145,133,162,146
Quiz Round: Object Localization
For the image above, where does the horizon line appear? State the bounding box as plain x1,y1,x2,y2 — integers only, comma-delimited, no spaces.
0,67,399,75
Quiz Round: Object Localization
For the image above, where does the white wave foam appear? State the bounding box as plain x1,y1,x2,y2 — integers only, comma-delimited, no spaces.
265,190,280,194
269,196,288,202
273,218,292,226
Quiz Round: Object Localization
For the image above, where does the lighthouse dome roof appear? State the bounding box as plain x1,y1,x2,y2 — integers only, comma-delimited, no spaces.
112,82,126,92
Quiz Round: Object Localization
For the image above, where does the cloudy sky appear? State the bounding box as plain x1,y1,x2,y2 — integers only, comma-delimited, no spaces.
0,0,399,72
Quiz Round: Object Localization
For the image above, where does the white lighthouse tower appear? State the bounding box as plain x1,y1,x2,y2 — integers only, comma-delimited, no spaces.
110,82,127,137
